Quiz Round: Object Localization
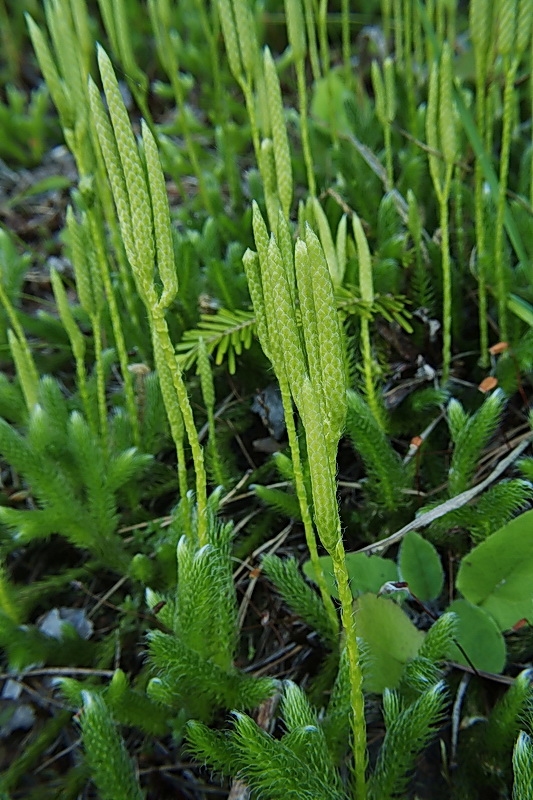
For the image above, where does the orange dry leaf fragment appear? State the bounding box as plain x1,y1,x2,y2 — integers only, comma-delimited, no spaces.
478,376,498,393
410,435,423,448
489,341,508,355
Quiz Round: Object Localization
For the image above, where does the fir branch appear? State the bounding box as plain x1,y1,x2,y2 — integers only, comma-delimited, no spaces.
187,720,237,777
448,391,505,496
175,308,256,373
484,670,533,755
252,485,302,520
79,691,144,800
369,682,447,800
356,435,532,555
262,555,338,647
174,530,238,668
345,389,410,510
513,732,533,799
429,479,532,541
418,612,457,662
147,631,275,713
230,712,347,800
322,647,352,764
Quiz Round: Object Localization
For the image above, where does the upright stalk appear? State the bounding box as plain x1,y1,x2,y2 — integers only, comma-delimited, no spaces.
471,0,491,365
86,207,141,447
286,0,316,196
341,0,350,85
278,376,339,637
438,164,454,383
149,303,208,545
91,310,108,455
332,541,367,800
494,56,517,343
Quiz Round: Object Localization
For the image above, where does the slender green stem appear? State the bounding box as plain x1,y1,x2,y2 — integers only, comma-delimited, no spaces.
402,0,417,135
152,334,189,505
413,0,424,86
360,316,384,430
150,304,208,545
341,0,350,85
87,208,141,447
74,348,97,436
474,62,489,366
0,282,39,391
530,38,533,210
331,540,367,800
280,376,339,639
193,0,222,122
435,0,445,45
303,0,321,81
393,0,403,68
317,0,329,76
241,76,262,163
295,58,316,197
494,56,518,343
91,310,108,457
453,167,466,277
384,122,393,188
439,163,453,384
381,0,392,43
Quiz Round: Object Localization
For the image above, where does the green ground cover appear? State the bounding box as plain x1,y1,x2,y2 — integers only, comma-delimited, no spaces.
0,0,533,797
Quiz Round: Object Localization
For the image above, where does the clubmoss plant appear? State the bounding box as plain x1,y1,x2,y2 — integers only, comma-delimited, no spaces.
196,336,226,487
146,491,275,723
513,731,533,799
188,653,451,800
470,0,494,365
493,0,533,343
425,43,457,383
0,377,150,570
147,0,214,213
79,691,144,800
352,213,385,430
285,0,316,196
27,2,141,444
371,57,396,189
246,205,368,800
89,46,209,541
50,267,95,435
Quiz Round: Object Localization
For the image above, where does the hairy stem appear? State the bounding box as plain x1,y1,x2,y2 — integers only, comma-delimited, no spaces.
332,539,367,800
279,375,339,638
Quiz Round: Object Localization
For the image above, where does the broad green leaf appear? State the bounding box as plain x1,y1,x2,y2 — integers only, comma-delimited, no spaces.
303,553,398,599
354,593,424,693
399,531,444,602
447,599,506,674
456,510,533,630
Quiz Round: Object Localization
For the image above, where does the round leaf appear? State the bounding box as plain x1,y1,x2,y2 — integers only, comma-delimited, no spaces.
456,510,533,630
447,599,506,674
354,593,425,692
303,553,398,599
399,531,444,602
